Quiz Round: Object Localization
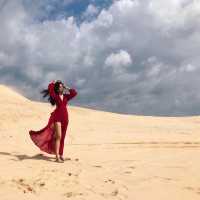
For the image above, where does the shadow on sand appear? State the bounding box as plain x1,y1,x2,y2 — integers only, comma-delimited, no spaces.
0,152,55,162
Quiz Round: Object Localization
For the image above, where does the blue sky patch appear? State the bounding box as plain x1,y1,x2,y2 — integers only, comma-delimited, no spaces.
23,0,113,23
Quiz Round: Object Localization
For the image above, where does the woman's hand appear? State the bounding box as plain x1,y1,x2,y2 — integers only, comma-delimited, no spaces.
64,85,70,90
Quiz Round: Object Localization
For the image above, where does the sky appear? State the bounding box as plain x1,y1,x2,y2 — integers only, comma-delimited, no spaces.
0,0,200,116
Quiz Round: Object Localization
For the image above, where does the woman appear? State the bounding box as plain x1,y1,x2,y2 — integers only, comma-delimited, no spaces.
29,80,78,163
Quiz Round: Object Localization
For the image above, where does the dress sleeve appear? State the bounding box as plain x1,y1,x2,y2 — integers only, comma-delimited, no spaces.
65,88,78,101
48,81,59,103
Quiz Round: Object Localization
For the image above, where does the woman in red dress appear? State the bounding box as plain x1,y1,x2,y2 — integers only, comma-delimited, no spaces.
29,80,78,163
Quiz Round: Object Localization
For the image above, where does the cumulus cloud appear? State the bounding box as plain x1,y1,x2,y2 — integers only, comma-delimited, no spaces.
0,0,200,116
105,50,132,74
82,4,99,20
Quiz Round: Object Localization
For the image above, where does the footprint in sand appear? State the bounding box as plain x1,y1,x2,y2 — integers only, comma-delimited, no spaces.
65,157,71,161
184,186,200,195
154,176,173,181
64,157,79,161
123,166,135,174
12,178,46,194
68,172,72,176
12,178,36,194
92,165,102,168
67,172,79,177
104,179,115,184
128,166,136,169
33,178,46,187
124,171,132,174
111,189,119,196
39,182,45,187
64,191,83,198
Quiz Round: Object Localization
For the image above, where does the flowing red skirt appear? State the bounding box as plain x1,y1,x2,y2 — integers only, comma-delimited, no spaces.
29,113,56,155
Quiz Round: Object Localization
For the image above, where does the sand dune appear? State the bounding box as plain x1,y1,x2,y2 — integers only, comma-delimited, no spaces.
0,84,200,200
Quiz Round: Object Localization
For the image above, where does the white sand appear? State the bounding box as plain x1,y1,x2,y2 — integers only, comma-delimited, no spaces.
0,84,200,199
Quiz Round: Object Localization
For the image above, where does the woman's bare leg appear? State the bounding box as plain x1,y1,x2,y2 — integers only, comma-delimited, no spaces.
54,122,63,162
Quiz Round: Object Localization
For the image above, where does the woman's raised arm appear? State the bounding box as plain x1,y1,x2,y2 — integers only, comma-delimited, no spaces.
65,88,78,101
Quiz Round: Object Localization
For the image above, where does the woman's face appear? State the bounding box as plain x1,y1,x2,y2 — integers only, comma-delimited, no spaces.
58,83,64,94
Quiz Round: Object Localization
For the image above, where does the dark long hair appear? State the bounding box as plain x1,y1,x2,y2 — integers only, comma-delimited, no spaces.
40,80,64,106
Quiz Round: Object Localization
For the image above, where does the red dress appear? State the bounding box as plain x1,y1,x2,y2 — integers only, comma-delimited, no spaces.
29,81,78,156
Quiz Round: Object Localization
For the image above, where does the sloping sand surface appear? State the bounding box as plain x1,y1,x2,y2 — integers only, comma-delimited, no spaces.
0,84,200,200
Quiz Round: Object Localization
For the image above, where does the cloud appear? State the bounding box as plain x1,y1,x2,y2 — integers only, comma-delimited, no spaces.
82,4,99,19
105,50,132,74
0,0,200,116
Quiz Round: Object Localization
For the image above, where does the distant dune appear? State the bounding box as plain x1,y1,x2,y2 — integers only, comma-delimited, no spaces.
0,84,200,200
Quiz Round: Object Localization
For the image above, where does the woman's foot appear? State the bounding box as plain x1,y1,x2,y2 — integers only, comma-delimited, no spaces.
55,157,64,163
59,156,65,161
